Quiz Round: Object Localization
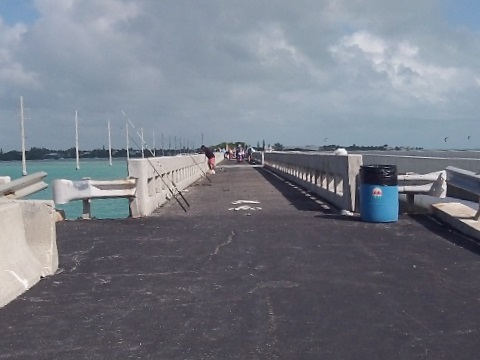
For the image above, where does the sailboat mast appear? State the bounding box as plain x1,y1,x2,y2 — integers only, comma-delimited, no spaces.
20,96,27,176
75,110,80,170
108,120,112,166
141,128,144,158
153,131,156,157
126,123,130,160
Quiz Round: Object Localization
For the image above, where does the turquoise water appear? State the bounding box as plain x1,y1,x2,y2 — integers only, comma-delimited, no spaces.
0,158,130,219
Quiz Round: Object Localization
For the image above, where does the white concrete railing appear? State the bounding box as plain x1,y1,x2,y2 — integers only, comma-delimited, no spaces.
128,153,223,217
260,152,450,213
361,153,480,174
50,153,222,218
251,151,265,165
262,151,362,211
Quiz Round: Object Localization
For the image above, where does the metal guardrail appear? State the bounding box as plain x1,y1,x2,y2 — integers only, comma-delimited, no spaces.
52,178,136,219
398,171,446,195
0,172,48,199
446,166,480,220
397,171,446,213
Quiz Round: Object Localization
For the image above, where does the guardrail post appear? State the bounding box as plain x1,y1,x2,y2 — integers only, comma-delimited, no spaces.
82,199,91,220
474,197,480,221
407,193,415,213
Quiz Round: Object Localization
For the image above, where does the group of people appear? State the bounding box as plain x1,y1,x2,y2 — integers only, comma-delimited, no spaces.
200,144,256,174
221,145,255,163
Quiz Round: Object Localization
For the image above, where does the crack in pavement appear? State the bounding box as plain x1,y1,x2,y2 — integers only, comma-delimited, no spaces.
209,231,235,259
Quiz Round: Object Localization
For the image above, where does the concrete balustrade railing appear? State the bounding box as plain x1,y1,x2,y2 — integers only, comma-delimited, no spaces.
262,151,363,211
128,153,223,217
361,153,480,174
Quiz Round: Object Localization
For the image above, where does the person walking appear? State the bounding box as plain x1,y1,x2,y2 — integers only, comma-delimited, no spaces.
201,145,216,174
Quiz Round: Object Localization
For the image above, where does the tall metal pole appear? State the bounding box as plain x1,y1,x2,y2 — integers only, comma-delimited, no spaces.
141,128,144,158
161,133,164,156
126,123,130,160
75,110,80,170
20,96,27,176
108,120,112,166
153,131,156,157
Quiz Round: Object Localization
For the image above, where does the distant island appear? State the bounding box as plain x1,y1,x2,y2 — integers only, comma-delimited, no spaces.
0,143,426,161
0,147,179,161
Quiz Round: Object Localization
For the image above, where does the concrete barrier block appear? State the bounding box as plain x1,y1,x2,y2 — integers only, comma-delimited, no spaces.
0,202,43,308
10,200,59,277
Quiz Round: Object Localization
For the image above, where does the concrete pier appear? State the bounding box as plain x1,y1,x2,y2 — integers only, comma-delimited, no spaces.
1,164,480,359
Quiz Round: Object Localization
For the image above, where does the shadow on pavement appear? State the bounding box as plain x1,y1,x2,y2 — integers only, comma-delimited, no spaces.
410,214,480,256
254,166,337,213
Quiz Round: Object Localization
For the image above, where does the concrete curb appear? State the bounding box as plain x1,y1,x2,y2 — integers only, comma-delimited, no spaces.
432,202,480,241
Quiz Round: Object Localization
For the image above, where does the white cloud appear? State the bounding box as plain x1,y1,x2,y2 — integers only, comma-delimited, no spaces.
0,19,39,89
1,0,480,151
330,30,480,104
247,24,327,86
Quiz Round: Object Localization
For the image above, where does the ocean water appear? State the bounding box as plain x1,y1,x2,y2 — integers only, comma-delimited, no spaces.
0,158,130,219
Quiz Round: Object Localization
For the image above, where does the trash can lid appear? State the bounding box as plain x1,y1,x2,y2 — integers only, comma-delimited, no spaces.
360,164,397,185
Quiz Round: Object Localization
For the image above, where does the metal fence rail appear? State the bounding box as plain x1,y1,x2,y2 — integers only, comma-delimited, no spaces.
446,166,480,220
0,172,48,199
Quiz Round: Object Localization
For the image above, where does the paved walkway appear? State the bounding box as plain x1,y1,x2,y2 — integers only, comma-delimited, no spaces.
2,164,480,359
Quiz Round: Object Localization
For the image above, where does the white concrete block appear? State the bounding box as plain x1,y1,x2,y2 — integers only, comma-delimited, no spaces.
9,200,59,277
0,202,43,308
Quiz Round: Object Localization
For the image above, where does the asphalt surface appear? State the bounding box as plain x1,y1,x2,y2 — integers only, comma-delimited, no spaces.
2,163,480,359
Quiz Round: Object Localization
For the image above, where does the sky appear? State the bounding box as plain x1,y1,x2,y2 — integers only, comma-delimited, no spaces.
1,0,480,151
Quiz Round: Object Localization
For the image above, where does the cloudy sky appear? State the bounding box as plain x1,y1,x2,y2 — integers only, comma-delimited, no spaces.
1,0,480,151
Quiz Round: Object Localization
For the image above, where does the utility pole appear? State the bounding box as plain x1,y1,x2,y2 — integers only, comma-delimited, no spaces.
20,96,27,176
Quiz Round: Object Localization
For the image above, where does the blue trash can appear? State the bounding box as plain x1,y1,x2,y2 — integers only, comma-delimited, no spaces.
360,165,398,223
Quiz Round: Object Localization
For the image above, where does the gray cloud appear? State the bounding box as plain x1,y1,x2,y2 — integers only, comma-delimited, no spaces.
1,0,479,151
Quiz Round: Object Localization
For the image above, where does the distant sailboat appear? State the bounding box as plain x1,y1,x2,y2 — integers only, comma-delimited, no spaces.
75,110,80,170
20,96,27,176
